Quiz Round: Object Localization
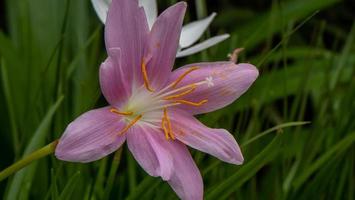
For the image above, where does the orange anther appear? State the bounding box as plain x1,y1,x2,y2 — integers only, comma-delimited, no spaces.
175,99,208,107
141,60,154,92
163,108,175,140
163,85,196,100
161,117,170,140
110,108,133,116
171,66,199,88
118,115,142,135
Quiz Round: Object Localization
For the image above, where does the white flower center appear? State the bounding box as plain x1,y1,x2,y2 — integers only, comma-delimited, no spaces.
110,65,211,140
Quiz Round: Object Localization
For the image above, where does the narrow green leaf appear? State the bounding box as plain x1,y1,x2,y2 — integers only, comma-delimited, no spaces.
292,132,355,189
5,96,64,200
1,62,20,155
59,171,81,200
206,135,282,200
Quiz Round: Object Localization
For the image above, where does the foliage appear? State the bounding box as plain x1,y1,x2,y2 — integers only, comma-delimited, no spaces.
0,0,354,199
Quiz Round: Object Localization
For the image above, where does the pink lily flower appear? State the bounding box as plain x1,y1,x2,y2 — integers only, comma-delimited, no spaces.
55,0,258,199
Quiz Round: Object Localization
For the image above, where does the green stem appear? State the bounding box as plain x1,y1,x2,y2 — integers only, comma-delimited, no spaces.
0,140,58,182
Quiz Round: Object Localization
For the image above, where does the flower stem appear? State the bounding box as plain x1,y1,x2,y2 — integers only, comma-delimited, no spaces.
0,140,58,182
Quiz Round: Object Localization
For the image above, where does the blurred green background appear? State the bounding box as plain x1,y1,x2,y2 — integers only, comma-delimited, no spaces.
0,0,354,199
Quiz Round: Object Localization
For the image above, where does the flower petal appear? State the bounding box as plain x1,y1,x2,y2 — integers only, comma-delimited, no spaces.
169,62,259,114
126,124,173,180
91,0,111,23
170,109,244,164
55,107,126,163
166,141,203,200
176,34,230,57
105,0,149,86
99,48,131,107
139,0,157,29
145,2,186,89
179,12,217,48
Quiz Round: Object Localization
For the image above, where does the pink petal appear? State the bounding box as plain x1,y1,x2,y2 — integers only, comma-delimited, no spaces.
55,107,126,163
105,0,149,87
170,109,244,164
169,62,259,115
126,125,174,180
99,48,130,107
166,140,203,200
145,2,186,89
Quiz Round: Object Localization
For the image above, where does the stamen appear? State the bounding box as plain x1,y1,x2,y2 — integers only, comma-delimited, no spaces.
174,99,208,107
170,66,199,88
163,85,196,100
110,108,133,116
163,108,175,140
141,59,154,92
118,115,142,135
161,117,170,140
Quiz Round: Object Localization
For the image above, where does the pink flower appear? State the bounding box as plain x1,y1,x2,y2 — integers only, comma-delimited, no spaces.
55,0,258,199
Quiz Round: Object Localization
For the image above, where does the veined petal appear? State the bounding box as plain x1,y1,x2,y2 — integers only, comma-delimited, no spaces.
105,0,149,86
179,12,217,48
166,141,203,200
55,107,126,163
91,0,111,23
169,62,258,114
99,48,130,107
176,34,230,58
145,2,186,89
127,124,173,180
139,0,157,29
170,109,244,165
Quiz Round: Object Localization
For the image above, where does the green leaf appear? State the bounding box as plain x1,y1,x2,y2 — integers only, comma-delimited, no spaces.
59,171,81,200
292,131,355,189
206,135,282,200
5,96,64,200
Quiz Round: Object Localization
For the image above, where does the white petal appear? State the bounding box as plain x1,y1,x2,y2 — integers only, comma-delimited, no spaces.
176,34,230,57
179,12,217,48
138,0,158,29
91,0,157,28
91,0,111,23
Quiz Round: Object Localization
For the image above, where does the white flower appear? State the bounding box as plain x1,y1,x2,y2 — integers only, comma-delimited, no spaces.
91,0,230,57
